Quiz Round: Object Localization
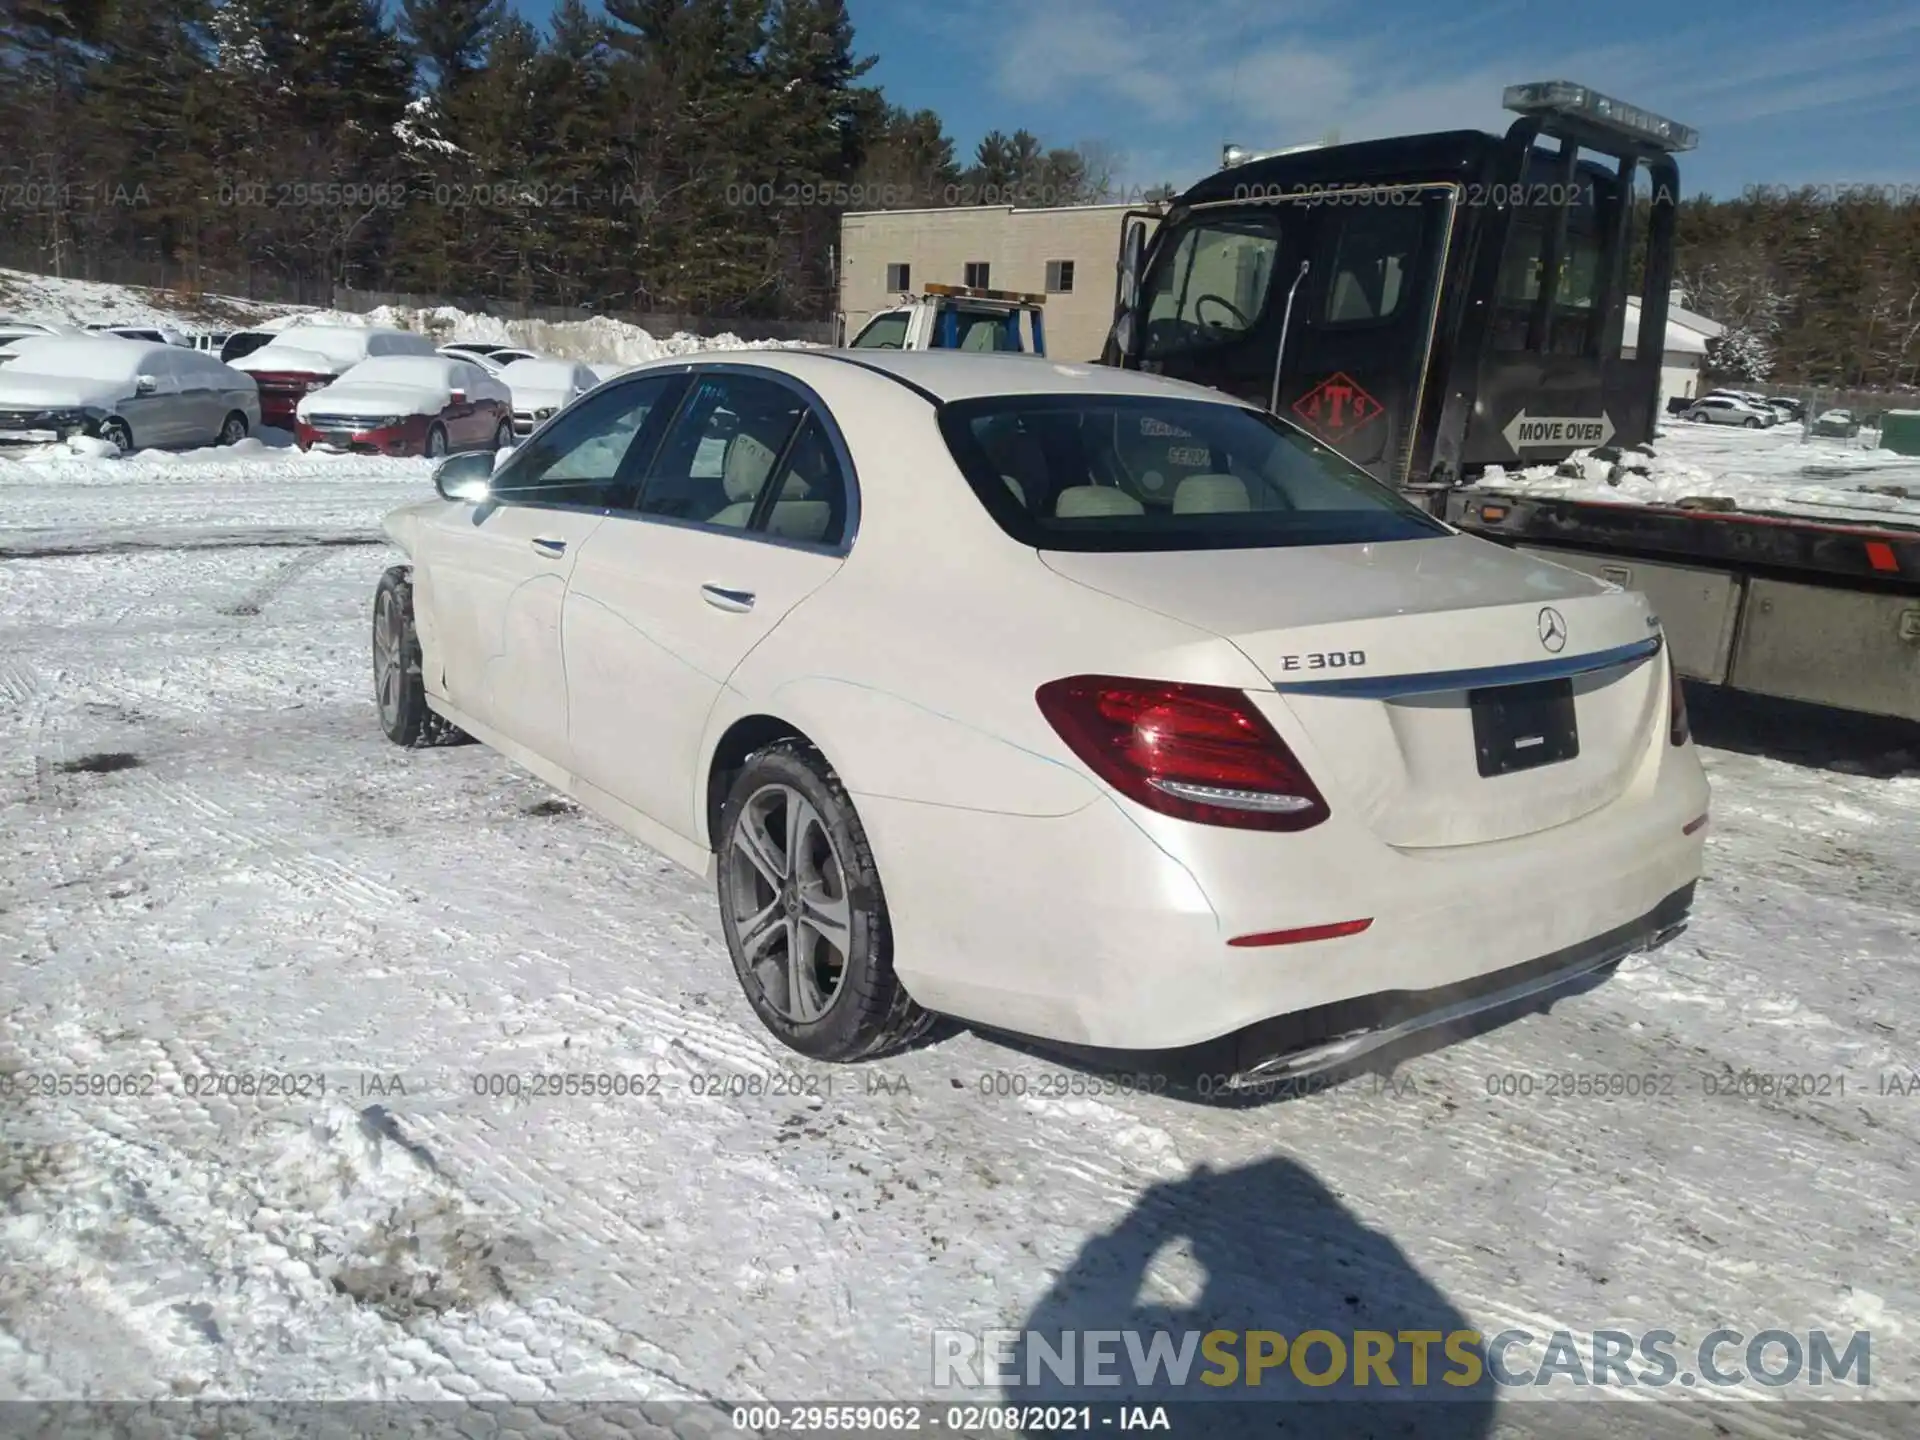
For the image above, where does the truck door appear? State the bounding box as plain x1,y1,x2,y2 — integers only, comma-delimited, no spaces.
1273,186,1456,482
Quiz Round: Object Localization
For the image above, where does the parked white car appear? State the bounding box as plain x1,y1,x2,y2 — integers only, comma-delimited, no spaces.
295,354,513,457
500,357,601,436
0,320,88,366
86,323,192,347
232,325,439,431
439,343,541,374
0,337,260,451
1683,395,1775,428
373,351,1708,1082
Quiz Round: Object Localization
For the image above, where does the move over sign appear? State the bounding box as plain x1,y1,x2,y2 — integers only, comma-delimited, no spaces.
1502,409,1616,452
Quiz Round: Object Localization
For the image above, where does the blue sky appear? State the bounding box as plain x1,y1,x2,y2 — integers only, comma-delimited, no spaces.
511,0,1920,199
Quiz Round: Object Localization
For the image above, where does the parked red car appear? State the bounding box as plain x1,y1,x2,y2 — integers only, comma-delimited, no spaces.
294,355,515,457
231,325,439,431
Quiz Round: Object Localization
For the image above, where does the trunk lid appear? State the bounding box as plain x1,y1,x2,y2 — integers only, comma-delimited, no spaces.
1041,535,1667,848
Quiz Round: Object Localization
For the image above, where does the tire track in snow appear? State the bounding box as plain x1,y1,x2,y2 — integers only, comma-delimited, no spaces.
218,547,338,618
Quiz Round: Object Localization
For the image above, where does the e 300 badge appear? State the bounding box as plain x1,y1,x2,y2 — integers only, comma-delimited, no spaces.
1276,649,1367,672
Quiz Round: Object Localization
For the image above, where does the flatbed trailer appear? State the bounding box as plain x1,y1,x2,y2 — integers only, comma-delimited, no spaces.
1448,492,1920,720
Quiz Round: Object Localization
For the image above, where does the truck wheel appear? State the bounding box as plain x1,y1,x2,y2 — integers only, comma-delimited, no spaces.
372,567,466,747
716,740,935,1061
98,417,133,452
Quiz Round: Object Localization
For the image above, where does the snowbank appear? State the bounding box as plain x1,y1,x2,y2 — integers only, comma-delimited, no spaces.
267,303,815,368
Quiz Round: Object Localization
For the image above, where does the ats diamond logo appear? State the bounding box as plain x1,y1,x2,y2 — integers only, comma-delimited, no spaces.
1291,373,1385,441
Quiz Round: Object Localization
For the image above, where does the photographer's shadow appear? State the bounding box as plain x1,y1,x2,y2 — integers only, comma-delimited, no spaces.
1014,1157,1497,1438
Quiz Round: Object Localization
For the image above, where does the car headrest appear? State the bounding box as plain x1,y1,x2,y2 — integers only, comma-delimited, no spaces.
1172,473,1251,514
1054,486,1145,518
723,432,777,501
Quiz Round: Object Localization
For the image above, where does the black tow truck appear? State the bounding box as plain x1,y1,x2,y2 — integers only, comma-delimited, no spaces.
1102,81,1920,724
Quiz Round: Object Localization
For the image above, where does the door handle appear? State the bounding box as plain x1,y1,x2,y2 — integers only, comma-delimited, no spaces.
531,537,567,557
700,584,756,613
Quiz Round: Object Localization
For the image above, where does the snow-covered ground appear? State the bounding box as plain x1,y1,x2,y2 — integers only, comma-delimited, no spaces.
3,459,1918,1428
1473,419,1920,528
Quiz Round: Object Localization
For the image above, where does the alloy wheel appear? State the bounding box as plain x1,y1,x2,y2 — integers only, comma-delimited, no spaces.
373,588,407,726
723,783,853,1022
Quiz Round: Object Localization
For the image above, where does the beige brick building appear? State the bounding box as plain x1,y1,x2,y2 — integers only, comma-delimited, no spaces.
837,204,1158,362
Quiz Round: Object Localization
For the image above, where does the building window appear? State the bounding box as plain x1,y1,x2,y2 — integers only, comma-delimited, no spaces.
885,262,911,291
1045,260,1075,293
964,261,991,289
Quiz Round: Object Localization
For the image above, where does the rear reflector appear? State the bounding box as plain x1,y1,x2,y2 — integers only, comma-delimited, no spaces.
1866,541,1898,573
1036,675,1330,831
1683,813,1709,835
1229,918,1373,948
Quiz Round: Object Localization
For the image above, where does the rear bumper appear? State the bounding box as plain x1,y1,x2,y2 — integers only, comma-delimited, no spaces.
1169,883,1692,1089
859,745,1707,1052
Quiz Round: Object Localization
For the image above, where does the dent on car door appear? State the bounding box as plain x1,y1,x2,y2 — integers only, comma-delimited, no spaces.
563,371,854,841
413,372,686,768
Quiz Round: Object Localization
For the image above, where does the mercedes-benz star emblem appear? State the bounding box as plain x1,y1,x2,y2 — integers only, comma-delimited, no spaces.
1538,606,1568,654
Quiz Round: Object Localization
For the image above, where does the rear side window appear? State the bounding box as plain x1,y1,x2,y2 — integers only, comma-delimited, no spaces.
637,374,805,526
939,395,1446,553
635,373,850,548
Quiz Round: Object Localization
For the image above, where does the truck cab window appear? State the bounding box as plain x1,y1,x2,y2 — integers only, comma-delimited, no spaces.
1323,206,1424,323
1140,216,1282,358
851,312,909,349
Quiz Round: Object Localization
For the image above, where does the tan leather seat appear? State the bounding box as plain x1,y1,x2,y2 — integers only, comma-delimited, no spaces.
1172,473,1251,514
1054,486,1145,518
764,500,833,543
707,433,780,527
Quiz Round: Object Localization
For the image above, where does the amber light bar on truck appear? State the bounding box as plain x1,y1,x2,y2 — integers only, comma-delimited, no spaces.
922,282,1046,306
1502,80,1699,153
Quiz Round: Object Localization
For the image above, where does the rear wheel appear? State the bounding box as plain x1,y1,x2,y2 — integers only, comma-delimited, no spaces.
492,419,514,451
218,410,249,445
716,741,934,1061
425,422,449,458
372,567,465,747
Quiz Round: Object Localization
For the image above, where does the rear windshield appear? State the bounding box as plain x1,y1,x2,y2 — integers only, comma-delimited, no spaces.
938,395,1447,552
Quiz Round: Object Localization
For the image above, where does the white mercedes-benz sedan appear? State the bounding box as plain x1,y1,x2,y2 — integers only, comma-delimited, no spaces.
374,351,1708,1085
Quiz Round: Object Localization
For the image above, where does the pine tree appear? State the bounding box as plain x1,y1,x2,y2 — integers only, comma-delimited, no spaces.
398,0,505,90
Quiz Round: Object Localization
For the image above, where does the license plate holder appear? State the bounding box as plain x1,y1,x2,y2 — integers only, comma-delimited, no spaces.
1470,677,1578,777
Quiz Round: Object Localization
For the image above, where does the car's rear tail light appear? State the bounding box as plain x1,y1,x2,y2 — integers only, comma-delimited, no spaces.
1668,659,1690,746
1036,675,1330,831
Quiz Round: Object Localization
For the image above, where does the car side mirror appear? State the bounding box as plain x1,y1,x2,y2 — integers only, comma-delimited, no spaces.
135,374,158,396
433,450,494,503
